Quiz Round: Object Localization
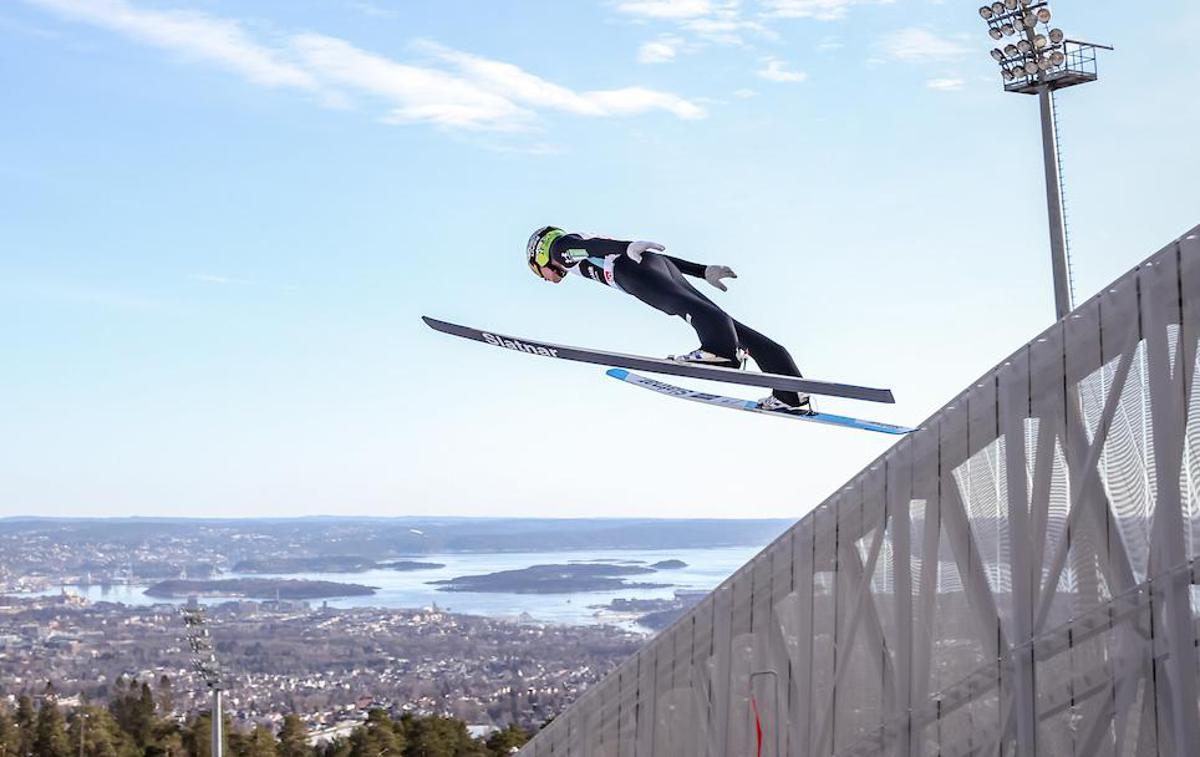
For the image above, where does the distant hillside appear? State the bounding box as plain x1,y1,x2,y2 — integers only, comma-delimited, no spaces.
0,516,793,559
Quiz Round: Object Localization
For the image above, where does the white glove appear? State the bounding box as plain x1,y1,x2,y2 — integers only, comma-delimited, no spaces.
704,265,737,292
625,240,665,263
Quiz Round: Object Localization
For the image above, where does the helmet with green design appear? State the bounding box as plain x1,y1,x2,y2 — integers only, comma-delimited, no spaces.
526,226,568,281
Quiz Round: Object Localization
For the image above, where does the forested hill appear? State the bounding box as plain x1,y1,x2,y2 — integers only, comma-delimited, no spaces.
0,680,531,757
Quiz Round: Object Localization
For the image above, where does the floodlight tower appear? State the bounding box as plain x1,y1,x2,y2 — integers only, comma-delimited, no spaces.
182,606,225,757
978,1,1111,319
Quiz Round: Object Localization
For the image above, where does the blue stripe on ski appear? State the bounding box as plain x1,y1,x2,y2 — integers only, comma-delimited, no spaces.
605,368,915,435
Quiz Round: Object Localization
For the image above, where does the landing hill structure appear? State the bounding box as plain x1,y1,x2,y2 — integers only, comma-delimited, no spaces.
517,225,1200,757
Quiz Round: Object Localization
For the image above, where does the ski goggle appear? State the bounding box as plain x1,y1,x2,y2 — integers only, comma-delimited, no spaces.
529,260,566,280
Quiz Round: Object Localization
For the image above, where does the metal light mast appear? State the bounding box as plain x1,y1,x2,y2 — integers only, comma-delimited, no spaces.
978,1,1111,319
182,606,225,757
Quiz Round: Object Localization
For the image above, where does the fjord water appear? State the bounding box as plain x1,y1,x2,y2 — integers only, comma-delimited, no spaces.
42,546,762,627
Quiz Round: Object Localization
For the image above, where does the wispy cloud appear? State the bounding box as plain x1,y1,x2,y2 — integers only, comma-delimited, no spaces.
610,0,885,71
617,0,713,20
760,0,893,21
27,0,318,90
294,34,530,130
419,41,705,121
757,58,808,83
926,77,965,91
347,1,397,19
616,0,772,46
881,27,970,62
638,35,683,63
733,88,758,99
24,0,704,132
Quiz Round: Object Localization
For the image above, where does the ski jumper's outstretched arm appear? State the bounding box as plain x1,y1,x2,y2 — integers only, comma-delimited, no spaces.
660,255,706,278
548,232,631,266
549,233,710,276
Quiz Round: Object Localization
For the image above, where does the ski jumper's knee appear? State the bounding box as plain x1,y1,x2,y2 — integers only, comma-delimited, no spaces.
684,300,739,359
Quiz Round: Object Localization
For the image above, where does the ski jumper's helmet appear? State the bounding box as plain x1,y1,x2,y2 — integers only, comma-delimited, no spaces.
527,226,566,280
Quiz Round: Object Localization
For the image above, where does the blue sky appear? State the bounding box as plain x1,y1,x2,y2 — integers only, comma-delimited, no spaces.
2,0,1197,520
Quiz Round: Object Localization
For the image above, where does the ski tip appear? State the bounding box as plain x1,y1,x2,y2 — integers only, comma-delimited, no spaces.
606,368,630,380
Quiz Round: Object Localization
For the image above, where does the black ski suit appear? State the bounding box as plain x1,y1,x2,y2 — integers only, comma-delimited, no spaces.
549,232,805,406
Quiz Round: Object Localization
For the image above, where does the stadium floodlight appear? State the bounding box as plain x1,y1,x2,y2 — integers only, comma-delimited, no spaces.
976,3,1112,319
182,607,226,757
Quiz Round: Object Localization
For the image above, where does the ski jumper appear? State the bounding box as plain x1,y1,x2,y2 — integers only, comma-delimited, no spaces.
549,232,806,406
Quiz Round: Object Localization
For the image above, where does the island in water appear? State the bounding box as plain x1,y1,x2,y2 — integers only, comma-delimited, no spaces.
377,560,445,572
591,590,707,630
650,559,688,569
429,563,670,594
232,556,443,574
144,578,377,600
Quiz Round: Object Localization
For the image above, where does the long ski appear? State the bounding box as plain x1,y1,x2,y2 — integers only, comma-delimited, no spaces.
606,369,915,435
422,316,896,404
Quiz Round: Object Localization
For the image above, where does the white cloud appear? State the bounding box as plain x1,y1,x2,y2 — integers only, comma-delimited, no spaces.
297,35,532,130
638,36,681,63
881,27,970,62
757,58,808,83
683,16,769,45
25,0,704,132
584,87,706,119
733,88,758,98
760,0,891,21
420,41,706,120
26,0,318,90
347,1,397,19
614,0,775,46
926,77,965,91
616,0,713,19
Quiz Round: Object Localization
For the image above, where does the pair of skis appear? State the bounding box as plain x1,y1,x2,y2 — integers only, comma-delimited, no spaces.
423,317,915,435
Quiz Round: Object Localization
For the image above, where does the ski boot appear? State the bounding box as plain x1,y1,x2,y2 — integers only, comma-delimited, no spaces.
668,348,747,370
757,393,817,416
